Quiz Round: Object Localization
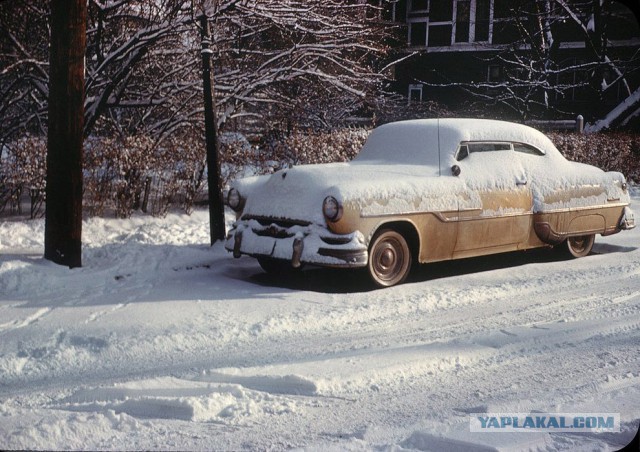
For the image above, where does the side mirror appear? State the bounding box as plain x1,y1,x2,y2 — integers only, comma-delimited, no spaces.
451,165,461,177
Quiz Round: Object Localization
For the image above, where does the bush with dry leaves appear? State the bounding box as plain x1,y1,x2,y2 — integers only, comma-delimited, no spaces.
549,132,640,183
2,128,638,219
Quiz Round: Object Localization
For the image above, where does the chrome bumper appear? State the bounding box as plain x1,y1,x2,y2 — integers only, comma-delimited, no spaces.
620,206,636,230
224,219,368,268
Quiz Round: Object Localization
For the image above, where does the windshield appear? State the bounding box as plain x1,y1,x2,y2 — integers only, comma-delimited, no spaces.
352,121,441,174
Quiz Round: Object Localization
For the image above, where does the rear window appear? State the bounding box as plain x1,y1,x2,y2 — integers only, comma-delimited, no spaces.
513,142,545,156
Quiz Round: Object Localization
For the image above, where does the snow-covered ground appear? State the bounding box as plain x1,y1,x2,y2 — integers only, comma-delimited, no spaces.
1,197,639,451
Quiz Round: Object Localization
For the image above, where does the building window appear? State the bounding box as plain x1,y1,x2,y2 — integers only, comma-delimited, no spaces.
487,64,502,82
409,21,427,46
407,0,496,48
429,24,452,46
475,0,492,42
455,0,471,43
556,58,588,102
408,84,424,104
426,0,455,47
430,1,453,21
385,0,405,22
410,0,429,12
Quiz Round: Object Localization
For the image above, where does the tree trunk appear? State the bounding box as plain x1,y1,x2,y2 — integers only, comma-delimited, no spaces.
44,0,86,268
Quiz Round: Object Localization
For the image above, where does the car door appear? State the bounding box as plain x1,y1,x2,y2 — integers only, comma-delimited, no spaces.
453,142,533,256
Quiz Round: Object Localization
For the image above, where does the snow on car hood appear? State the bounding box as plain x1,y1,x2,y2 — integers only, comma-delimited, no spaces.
235,162,465,225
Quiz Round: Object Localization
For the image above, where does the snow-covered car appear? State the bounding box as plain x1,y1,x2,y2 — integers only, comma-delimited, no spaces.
224,119,635,287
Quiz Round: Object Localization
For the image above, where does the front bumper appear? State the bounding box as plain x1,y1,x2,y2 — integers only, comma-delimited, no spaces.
224,218,368,268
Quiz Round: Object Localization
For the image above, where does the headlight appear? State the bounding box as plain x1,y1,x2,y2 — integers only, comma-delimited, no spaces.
227,188,243,211
322,196,343,222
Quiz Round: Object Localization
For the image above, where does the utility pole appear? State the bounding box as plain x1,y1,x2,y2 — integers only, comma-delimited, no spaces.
199,12,225,245
44,0,86,268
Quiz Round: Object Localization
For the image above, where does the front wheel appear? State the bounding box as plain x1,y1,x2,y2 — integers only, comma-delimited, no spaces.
565,234,595,258
367,229,412,287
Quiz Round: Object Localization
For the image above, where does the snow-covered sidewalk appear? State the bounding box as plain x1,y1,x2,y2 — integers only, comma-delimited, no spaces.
1,201,639,450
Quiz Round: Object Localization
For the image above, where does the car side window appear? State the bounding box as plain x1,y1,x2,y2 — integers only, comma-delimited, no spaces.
456,144,469,161
468,142,512,153
456,142,511,161
513,142,545,156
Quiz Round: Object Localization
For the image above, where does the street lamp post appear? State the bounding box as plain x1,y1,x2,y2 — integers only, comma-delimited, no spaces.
199,12,225,245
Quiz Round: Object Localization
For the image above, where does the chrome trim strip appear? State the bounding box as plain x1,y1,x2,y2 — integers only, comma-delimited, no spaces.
362,209,533,222
359,202,628,222
360,210,458,220
535,202,629,214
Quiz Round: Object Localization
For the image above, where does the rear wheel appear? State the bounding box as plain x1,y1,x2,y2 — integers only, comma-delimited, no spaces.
367,229,412,287
565,234,595,258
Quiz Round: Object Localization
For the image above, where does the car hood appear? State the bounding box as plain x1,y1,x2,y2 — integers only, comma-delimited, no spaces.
236,162,465,225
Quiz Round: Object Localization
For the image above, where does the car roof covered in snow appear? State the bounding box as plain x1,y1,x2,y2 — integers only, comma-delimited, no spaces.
353,118,563,173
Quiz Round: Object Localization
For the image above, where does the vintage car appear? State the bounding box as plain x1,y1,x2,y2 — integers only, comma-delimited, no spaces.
224,119,635,287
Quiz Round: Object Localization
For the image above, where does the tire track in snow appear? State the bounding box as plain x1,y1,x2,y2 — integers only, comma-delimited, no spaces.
2,246,639,407
85,303,127,324
231,253,640,355
148,259,640,391
0,308,51,332
188,257,640,402
232,268,639,372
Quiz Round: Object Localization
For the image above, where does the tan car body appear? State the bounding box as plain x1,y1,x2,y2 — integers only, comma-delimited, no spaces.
225,119,635,286
333,196,627,264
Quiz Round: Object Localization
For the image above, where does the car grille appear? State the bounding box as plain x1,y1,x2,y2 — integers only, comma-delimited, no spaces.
242,215,311,229
254,225,294,239
242,215,311,239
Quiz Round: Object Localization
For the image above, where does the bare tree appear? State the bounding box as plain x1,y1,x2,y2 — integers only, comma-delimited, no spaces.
0,0,388,220
0,1,50,150
1,0,387,144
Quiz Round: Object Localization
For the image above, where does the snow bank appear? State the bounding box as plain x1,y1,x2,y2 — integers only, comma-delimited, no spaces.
400,429,552,452
58,377,297,422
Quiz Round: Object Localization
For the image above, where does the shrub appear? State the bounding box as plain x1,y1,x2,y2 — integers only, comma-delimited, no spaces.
2,128,638,220
260,127,370,171
548,132,640,183
84,135,157,218
0,136,46,218
84,132,209,217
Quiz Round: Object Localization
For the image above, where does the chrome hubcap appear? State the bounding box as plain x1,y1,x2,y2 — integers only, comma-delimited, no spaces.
566,234,594,258
380,248,395,269
368,230,411,287
372,238,405,281
569,236,587,252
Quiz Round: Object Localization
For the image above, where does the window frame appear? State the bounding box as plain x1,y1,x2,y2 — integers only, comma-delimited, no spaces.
407,0,496,48
455,141,546,161
408,84,424,104
512,142,546,156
